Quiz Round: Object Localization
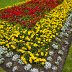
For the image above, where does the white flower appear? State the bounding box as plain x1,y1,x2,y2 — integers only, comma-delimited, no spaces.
0,47,4,55
30,68,39,72
61,25,67,32
47,56,52,61
58,50,64,55
0,46,2,48
49,51,54,56
0,46,7,54
61,14,72,32
44,62,51,69
52,66,57,70
55,61,59,65
57,56,62,62
55,37,61,42
6,62,12,68
59,32,64,37
0,54,2,58
70,29,72,32
0,58,5,64
12,66,18,72
64,40,69,45
24,64,32,70
18,59,24,64
65,14,72,26
12,54,20,61
2,47,7,51
40,71,44,72
63,33,69,37
52,44,58,49
6,51,13,57
62,47,65,51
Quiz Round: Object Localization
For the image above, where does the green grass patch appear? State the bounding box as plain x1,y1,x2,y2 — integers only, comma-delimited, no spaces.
0,67,6,72
62,43,72,72
0,0,27,8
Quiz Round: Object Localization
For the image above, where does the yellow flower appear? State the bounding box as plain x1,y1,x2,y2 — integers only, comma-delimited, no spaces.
38,49,41,52
11,45,16,49
11,37,15,41
17,49,25,53
23,30,27,33
33,43,38,47
26,42,31,50
0,42,5,45
36,53,39,56
52,35,55,38
38,41,40,43
21,55,27,64
0,25,3,29
41,62,45,65
45,52,48,56
39,58,46,62
21,35,24,38
28,30,32,35
14,31,20,37
48,39,51,42
29,57,32,63
22,47,27,50
34,58,40,62
25,36,30,41
41,52,44,56
30,34,35,38
6,43,9,48
27,45,31,50
56,33,58,36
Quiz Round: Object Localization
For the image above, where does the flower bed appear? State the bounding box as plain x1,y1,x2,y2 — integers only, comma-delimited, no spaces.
0,0,63,28
0,0,72,72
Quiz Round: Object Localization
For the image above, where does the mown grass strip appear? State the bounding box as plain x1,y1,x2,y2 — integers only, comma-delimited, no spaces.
0,0,31,10
62,44,72,72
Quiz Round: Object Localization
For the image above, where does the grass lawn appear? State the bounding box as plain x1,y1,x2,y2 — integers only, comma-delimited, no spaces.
0,0,28,8
62,43,72,72
0,67,6,72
